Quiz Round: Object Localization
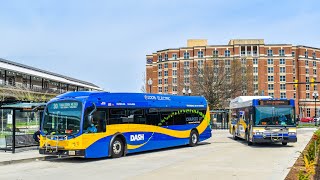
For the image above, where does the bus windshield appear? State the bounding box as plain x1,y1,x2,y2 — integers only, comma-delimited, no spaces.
42,101,82,135
255,106,295,126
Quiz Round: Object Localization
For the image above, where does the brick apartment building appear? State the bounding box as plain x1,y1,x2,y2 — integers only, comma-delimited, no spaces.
145,39,320,118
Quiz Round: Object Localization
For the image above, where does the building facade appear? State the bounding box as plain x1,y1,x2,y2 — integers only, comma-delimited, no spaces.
146,39,320,118
0,58,102,101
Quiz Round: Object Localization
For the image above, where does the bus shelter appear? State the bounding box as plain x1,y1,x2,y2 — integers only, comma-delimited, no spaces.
210,109,229,129
0,102,46,153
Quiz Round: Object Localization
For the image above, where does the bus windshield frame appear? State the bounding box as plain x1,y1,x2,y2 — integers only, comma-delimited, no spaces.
42,100,83,136
254,105,296,126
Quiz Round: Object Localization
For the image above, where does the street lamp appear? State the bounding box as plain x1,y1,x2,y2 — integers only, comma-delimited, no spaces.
147,78,153,93
188,89,192,96
182,88,186,95
313,91,319,125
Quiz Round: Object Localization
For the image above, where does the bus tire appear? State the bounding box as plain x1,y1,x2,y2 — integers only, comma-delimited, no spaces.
282,142,287,146
189,130,199,147
232,128,238,140
111,137,124,158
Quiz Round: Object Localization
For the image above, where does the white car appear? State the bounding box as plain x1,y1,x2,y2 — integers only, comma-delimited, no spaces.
313,117,320,123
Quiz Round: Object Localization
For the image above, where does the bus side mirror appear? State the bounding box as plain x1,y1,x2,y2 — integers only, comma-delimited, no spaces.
87,115,93,123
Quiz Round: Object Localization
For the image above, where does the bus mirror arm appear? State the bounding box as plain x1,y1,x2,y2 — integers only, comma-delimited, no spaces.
87,103,97,122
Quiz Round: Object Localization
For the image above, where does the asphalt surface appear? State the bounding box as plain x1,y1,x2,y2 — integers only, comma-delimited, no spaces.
0,128,316,180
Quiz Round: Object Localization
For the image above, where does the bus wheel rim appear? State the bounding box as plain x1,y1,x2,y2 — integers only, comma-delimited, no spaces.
192,134,197,144
113,141,122,154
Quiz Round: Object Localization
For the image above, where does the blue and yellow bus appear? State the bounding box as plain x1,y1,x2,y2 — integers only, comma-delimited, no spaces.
39,92,211,158
229,96,297,145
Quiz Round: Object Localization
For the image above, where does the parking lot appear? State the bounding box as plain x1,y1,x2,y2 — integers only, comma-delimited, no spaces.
0,128,316,180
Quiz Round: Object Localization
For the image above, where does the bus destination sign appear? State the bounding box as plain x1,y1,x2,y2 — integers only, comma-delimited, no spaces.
259,100,290,106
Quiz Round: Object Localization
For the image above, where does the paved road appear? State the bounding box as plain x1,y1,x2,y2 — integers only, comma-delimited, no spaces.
0,128,316,180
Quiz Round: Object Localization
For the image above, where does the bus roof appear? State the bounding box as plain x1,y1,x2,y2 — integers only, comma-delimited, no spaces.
230,96,272,109
51,91,208,109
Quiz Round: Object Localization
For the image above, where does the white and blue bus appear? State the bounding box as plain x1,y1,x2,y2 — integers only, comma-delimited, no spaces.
229,96,297,145
39,92,212,158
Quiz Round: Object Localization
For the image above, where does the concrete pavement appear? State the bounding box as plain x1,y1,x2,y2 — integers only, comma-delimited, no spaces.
0,147,46,166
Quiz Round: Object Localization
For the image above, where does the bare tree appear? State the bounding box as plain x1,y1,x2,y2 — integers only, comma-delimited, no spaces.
189,58,253,109
141,72,146,93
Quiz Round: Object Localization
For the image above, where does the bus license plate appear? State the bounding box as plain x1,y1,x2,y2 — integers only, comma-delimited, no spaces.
69,151,75,155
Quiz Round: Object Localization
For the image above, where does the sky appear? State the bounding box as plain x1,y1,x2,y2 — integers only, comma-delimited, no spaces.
0,0,319,92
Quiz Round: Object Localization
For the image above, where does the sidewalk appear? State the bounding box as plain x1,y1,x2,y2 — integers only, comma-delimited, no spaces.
0,147,49,166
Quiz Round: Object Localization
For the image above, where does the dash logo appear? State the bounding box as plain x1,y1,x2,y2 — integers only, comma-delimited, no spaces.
130,134,144,141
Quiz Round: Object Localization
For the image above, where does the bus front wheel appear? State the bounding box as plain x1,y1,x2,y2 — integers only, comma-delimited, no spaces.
282,142,287,146
189,130,199,147
111,137,124,158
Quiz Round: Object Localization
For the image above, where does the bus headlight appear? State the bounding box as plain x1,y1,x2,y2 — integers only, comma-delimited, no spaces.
288,132,296,135
254,132,263,135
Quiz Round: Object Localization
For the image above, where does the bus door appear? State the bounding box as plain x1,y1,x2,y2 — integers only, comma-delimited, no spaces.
237,111,246,138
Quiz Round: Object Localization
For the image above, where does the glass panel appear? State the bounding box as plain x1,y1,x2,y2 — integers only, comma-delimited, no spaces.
255,106,295,126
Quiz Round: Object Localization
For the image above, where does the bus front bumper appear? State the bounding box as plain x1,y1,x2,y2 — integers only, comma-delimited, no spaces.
39,148,85,157
252,135,297,143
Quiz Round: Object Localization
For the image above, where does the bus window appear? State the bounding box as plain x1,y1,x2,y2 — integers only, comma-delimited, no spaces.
93,110,107,132
127,109,146,124
109,109,127,124
146,108,160,125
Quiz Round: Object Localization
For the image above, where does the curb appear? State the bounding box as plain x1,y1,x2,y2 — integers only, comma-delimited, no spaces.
0,156,56,166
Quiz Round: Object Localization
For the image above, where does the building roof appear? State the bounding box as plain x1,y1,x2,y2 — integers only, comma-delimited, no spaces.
0,58,102,90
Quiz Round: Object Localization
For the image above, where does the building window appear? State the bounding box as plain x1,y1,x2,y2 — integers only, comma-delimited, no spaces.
254,75,258,82
184,61,190,67
164,63,168,69
280,84,286,90
164,79,168,84
313,69,317,75
306,68,309,74
293,93,296,98
172,54,177,60
225,50,230,57
307,108,311,117
293,60,295,66
312,52,316,59
158,87,162,93
292,51,295,57
268,76,274,82
280,92,286,98
213,50,219,57
305,51,308,58
279,49,285,56
306,84,310,91
158,64,162,70
254,84,258,91
164,54,168,61
164,71,168,76
214,59,219,65
253,67,258,73
306,93,310,99
268,84,274,90
253,59,258,65
184,69,190,75
280,67,286,73
198,60,204,68
242,67,246,73
172,70,177,76
172,86,177,92
267,49,273,56
214,67,219,74
184,52,190,59
158,71,162,77
267,59,273,64
158,55,162,62
268,67,274,73
164,86,168,93
198,51,204,58
158,79,162,84
268,93,274,98
313,61,317,67
172,78,177,84
184,77,189,84
172,62,177,68
280,59,285,65
306,76,309,82
241,59,247,65
225,59,231,65
305,60,309,66
280,76,286,82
